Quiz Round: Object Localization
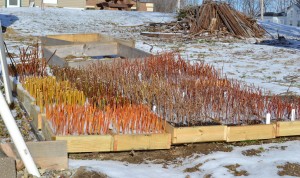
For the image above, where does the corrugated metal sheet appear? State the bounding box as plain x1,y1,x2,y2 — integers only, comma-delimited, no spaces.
58,0,85,8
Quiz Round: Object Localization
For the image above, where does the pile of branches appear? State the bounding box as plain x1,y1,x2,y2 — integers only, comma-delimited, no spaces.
149,1,265,38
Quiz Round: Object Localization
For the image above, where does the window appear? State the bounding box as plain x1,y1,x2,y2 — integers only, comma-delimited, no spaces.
298,21,300,27
290,21,293,26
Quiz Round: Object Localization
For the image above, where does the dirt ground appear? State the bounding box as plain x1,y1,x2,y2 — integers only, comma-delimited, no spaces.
277,162,300,177
69,136,300,164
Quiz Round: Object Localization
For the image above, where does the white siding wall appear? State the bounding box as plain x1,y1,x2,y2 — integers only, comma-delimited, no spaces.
286,6,300,27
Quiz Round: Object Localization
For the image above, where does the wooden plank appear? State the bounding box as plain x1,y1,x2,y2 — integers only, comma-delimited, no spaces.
226,124,276,142
1,141,68,170
118,44,151,59
22,92,35,115
55,135,113,153
277,121,300,137
166,123,227,144
47,33,101,43
16,84,25,102
46,42,118,59
113,133,171,151
41,117,56,141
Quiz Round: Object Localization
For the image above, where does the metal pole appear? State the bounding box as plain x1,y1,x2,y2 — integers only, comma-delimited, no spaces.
0,92,41,177
0,21,13,104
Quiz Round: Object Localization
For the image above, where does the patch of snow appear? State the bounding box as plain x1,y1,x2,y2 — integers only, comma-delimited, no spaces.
70,140,300,178
260,21,300,39
11,109,18,117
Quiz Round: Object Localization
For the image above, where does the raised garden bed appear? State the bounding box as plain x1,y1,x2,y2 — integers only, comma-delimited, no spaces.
11,81,171,153
41,33,151,68
8,42,300,153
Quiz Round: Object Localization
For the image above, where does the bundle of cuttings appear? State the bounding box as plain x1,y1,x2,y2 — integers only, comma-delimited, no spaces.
45,104,166,135
22,76,86,109
147,1,265,38
8,44,49,81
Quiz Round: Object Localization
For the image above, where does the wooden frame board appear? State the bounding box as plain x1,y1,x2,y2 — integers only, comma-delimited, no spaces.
226,124,276,142
1,141,68,170
112,133,171,151
277,121,300,137
55,135,113,153
165,122,227,144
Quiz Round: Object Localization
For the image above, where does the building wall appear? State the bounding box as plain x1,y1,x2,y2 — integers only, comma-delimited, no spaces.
139,0,177,12
34,0,42,6
0,0,30,7
35,0,85,8
58,0,85,8
153,0,177,13
21,0,30,6
286,5,300,27
264,16,286,25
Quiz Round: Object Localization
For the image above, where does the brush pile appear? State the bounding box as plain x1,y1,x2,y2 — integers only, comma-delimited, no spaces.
148,1,265,38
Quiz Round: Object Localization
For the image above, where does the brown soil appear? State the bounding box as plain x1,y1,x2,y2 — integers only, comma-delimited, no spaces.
227,119,263,126
69,142,233,164
70,136,300,165
172,119,263,127
277,162,300,177
242,148,264,156
269,146,287,150
184,163,203,173
224,164,249,176
203,174,212,178
173,121,221,127
72,167,108,178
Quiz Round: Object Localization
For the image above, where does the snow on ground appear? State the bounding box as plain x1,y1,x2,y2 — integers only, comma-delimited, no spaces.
0,7,175,37
0,7,299,94
70,141,300,178
1,7,300,178
261,21,300,39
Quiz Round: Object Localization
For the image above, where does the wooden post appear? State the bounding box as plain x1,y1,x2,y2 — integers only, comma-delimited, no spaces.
261,0,264,20
0,22,13,104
